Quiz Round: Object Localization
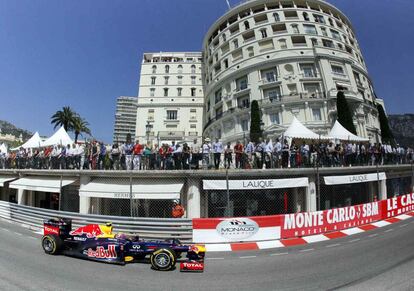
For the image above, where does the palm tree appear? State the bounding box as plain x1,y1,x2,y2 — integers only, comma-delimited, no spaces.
73,115,92,143
50,106,76,131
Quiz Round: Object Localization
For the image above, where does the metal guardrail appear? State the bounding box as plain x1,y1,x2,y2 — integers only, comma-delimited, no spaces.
0,200,193,242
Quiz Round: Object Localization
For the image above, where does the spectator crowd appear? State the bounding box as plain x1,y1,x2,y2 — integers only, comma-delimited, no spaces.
0,137,413,171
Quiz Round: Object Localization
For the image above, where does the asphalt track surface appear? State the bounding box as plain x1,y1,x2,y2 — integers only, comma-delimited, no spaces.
1,218,414,291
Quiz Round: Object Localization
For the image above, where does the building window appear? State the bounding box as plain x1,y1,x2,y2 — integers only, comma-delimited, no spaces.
177,87,182,96
237,96,250,108
322,39,334,48
300,64,316,77
222,33,227,42
207,100,210,112
224,59,229,69
191,88,196,97
321,27,328,36
164,76,169,85
260,28,268,38
330,29,341,41
331,64,345,75
178,65,183,74
177,76,183,85
247,46,254,57
191,76,196,85
313,14,325,24
166,110,178,120
312,108,322,121
279,39,287,49
190,124,197,129
303,12,310,21
241,119,249,131
270,112,280,124
164,88,169,97
328,18,334,26
261,68,277,83
152,65,157,74
191,65,196,74
291,24,299,34
303,24,317,35
244,20,250,30
264,87,281,101
151,76,156,85
165,65,170,73
233,39,239,49
150,88,155,97
311,38,318,46
215,89,222,103
236,76,248,91
273,12,280,22
304,83,321,97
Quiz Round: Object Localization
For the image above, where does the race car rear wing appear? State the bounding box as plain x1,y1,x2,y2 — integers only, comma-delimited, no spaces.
43,218,72,238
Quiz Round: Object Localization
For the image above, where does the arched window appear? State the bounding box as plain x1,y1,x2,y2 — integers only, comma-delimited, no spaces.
303,12,309,21
152,65,157,74
244,20,250,30
178,65,183,74
328,18,334,26
278,39,287,49
273,12,280,22
191,64,196,74
165,65,170,73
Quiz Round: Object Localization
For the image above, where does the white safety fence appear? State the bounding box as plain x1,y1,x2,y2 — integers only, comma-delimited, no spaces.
0,200,193,241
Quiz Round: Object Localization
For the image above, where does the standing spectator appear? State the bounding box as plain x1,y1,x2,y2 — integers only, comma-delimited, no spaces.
202,138,211,170
90,142,99,170
173,144,182,170
300,141,309,167
182,143,191,170
281,139,289,168
273,138,282,168
212,138,223,170
111,144,121,170
133,140,143,170
264,138,273,169
190,139,201,170
289,141,298,168
0,149,5,169
97,142,106,170
224,142,233,169
245,140,255,169
234,141,244,169
254,138,265,169
124,140,134,170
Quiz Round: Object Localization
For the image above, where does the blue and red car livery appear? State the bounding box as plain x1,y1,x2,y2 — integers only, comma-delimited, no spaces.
41,218,205,271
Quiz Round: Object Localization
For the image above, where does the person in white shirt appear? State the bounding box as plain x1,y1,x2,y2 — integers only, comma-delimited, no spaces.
273,138,282,168
202,138,211,170
264,138,273,168
191,138,201,170
212,138,223,170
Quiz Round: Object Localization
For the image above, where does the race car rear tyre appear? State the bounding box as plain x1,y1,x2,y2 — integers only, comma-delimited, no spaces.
42,234,63,255
150,248,176,271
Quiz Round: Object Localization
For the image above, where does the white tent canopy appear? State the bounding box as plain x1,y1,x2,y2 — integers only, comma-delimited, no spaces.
283,116,329,140
11,132,42,150
328,120,369,142
0,143,7,154
41,126,73,147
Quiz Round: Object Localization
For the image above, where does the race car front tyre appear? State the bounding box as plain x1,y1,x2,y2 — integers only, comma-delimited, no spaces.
42,235,63,255
150,248,176,271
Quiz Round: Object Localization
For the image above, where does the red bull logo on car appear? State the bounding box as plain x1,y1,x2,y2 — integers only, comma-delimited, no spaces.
69,224,104,238
86,245,117,259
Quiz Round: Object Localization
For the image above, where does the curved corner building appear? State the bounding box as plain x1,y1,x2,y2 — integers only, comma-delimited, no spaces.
202,0,382,143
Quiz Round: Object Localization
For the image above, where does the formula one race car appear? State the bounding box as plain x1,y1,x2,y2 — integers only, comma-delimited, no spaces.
41,218,205,272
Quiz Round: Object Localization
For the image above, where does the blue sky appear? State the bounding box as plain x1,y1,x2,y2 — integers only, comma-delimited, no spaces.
0,0,413,143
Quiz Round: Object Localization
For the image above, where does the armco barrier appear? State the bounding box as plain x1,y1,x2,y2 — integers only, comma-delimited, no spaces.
193,193,414,243
0,200,193,241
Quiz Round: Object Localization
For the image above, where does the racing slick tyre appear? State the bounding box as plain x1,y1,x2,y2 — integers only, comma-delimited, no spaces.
42,234,63,255
150,248,176,271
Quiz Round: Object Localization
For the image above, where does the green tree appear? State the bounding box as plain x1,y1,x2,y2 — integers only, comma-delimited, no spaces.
376,103,395,145
249,100,262,143
50,106,76,131
336,91,357,135
73,116,91,143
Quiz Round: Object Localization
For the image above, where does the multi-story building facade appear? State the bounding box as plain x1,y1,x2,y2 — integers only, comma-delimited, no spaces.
202,0,382,143
136,52,204,144
113,96,138,143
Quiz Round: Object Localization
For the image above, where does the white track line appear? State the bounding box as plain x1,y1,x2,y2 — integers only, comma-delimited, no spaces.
399,224,408,228
270,252,288,256
384,229,394,233
206,257,224,260
326,243,341,248
299,248,314,253
256,240,284,249
372,221,391,227
239,256,256,259
341,227,365,235
302,234,329,243
368,233,378,238
348,238,360,243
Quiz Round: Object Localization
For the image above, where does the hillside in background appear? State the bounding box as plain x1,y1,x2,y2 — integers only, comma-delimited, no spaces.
0,120,32,141
388,114,414,147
